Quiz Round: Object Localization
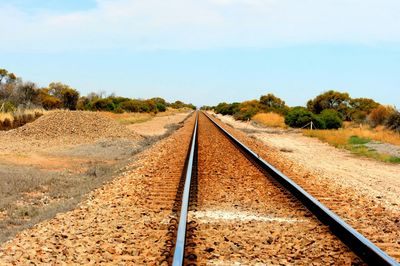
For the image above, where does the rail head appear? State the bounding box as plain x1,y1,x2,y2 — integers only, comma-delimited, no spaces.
172,112,198,266
203,111,399,266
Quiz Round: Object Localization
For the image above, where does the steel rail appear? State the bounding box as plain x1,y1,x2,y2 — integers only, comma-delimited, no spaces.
172,112,198,266
203,111,399,266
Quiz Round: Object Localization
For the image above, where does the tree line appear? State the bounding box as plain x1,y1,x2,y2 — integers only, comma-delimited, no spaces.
204,90,399,131
0,68,195,113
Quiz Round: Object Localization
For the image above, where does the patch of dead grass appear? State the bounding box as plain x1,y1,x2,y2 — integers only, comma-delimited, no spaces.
303,126,400,163
100,107,191,125
252,112,287,128
0,108,45,130
303,126,400,147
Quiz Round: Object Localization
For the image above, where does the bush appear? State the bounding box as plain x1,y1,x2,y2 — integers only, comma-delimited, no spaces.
76,97,89,110
233,100,259,121
39,94,62,110
318,109,343,129
156,102,166,112
259,93,288,115
121,100,141,112
285,107,324,128
307,90,351,118
169,100,196,110
386,111,400,132
215,102,240,116
92,98,115,111
368,105,395,127
113,106,124,114
120,99,156,113
144,99,157,113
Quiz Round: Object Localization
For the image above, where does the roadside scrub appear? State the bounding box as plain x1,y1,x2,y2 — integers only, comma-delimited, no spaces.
0,109,44,130
252,112,287,128
101,107,193,125
303,129,400,163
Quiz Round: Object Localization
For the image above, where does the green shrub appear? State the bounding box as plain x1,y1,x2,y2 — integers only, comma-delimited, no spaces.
285,107,324,128
318,109,343,129
144,99,157,113
113,106,124,114
215,102,240,115
121,100,141,112
156,102,166,112
348,136,370,145
92,98,115,111
307,90,351,119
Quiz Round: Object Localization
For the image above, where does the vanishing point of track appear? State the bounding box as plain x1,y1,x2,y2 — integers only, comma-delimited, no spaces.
161,111,399,266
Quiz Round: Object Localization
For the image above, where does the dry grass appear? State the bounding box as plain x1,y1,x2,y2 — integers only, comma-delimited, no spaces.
101,108,191,125
303,125,400,147
0,108,45,130
303,125,400,163
0,108,44,122
252,112,287,128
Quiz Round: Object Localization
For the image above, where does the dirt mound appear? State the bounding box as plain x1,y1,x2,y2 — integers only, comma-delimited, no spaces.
7,111,142,142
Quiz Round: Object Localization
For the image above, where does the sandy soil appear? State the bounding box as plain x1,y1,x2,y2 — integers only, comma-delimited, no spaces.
127,112,192,136
0,114,196,265
214,113,400,212
0,110,189,244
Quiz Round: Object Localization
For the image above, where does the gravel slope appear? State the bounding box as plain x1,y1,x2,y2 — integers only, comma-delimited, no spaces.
0,110,142,153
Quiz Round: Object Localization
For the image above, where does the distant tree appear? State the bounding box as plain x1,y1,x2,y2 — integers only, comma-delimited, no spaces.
386,110,400,132
150,97,167,112
62,88,80,110
0,69,7,84
285,107,324,128
259,93,288,114
215,102,240,115
318,109,343,129
36,88,62,109
144,99,157,113
87,92,102,101
91,98,115,111
234,100,260,120
0,69,16,85
76,96,90,110
14,82,38,107
307,90,350,119
368,105,395,127
48,82,80,110
151,97,167,105
121,100,141,112
349,98,380,122
170,100,185,109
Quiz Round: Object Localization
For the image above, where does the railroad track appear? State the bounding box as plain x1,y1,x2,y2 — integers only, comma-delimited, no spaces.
162,111,399,265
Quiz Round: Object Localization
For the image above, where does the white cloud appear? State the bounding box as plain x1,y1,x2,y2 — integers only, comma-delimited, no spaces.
0,0,399,52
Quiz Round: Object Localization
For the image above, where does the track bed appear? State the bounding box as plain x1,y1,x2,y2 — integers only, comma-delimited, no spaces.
183,113,360,265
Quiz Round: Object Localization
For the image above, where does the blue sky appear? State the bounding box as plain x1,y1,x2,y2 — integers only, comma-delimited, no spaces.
1,0,400,107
